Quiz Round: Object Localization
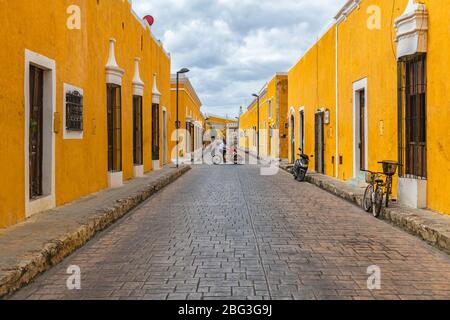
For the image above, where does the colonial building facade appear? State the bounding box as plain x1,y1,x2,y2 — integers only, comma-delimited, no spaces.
170,74,205,163
239,73,289,161
205,115,239,146
0,0,172,228
288,0,450,215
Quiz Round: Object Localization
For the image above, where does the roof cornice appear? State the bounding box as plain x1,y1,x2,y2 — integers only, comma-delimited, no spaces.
335,0,362,24
171,74,202,107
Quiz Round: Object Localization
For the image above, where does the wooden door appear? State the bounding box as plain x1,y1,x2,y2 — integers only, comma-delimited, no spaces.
359,89,366,171
299,111,304,151
29,65,44,199
290,115,295,163
315,112,325,174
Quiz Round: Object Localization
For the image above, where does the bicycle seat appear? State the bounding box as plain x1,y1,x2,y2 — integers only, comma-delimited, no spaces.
375,179,384,184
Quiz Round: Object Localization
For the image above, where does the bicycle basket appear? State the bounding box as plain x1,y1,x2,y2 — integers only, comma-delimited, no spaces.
380,161,399,176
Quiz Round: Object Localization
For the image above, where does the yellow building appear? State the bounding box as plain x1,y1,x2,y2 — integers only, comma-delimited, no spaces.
0,0,172,228
288,0,450,215
205,115,238,146
288,26,336,175
239,73,289,160
170,74,204,163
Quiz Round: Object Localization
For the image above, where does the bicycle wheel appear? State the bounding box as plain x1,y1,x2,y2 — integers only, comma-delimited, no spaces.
385,177,392,207
363,184,374,213
212,155,222,165
373,187,383,218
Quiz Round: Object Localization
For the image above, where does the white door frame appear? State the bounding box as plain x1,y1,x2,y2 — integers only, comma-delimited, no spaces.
289,107,296,163
352,78,368,179
24,49,56,217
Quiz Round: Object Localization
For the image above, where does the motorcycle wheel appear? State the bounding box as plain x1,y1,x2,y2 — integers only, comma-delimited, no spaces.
290,167,297,178
296,169,306,182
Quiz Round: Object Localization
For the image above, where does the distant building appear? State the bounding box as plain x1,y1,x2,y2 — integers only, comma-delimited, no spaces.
204,115,238,146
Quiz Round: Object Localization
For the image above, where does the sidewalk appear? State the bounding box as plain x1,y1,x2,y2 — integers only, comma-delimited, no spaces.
0,165,191,298
280,164,450,256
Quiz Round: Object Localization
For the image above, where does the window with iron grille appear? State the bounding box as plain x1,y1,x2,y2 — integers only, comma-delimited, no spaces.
107,84,122,172
398,54,427,179
65,90,83,131
133,96,143,166
152,103,160,161
268,100,272,119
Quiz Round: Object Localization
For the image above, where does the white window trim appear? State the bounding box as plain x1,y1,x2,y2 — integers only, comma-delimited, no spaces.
352,78,368,179
63,83,84,140
24,49,56,218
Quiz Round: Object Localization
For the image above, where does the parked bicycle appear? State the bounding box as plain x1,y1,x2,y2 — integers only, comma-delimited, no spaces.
362,161,401,217
212,146,243,165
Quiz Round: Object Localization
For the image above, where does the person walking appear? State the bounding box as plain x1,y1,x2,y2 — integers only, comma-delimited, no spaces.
222,138,227,164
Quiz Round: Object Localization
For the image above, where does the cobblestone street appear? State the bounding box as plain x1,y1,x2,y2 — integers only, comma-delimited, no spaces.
11,165,450,300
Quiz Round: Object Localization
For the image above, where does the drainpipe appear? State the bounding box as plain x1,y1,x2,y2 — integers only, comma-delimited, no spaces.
335,20,341,179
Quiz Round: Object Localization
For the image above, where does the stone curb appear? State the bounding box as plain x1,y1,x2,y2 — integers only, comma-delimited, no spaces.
280,165,450,256
0,165,191,298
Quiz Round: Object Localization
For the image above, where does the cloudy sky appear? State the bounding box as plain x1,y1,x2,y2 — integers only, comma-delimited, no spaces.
132,0,347,117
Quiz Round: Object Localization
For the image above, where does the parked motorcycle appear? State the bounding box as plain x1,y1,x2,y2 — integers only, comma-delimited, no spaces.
291,148,311,182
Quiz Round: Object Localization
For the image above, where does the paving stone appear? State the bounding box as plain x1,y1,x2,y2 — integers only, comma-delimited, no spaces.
7,165,450,300
0,165,191,298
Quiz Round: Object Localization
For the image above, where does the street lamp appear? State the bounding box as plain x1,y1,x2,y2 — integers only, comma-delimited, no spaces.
252,93,260,160
176,68,190,168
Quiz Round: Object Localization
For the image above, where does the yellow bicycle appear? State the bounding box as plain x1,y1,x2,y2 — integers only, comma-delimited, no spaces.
362,161,401,217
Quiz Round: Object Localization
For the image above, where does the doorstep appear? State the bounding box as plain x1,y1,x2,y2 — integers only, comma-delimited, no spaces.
279,165,450,256
0,165,191,298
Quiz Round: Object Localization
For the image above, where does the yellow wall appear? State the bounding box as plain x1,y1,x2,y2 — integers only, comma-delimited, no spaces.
239,74,289,159
239,105,258,152
0,0,171,228
170,79,204,159
288,28,336,176
206,116,236,141
337,0,401,182
288,0,450,215
423,0,450,214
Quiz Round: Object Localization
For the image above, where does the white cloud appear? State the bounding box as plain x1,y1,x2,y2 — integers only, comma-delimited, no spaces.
132,0,347,117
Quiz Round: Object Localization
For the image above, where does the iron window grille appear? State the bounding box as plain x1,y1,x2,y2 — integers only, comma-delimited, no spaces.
133,96,143,166
66,90,83,131
107,84,122,172
398,53,427,179
152,103,160,161
268,100,272,119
